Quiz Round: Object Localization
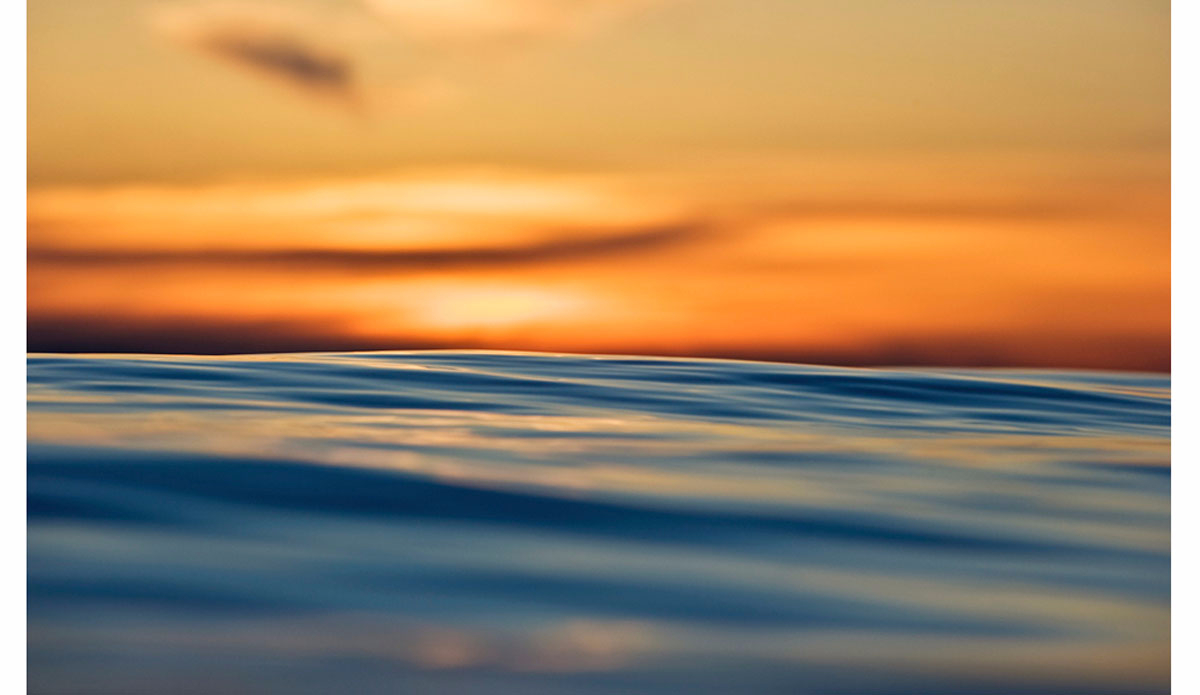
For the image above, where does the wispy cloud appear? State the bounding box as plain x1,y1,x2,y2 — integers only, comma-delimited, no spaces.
149,0,677,113
28,170,688,253
150,3,360,109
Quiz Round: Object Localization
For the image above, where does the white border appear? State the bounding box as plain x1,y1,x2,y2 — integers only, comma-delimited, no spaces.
1172,0,1188,691
9,0,27,692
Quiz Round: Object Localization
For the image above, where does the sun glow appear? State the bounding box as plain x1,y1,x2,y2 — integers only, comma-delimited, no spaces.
26,153,1170,368
414,285,591,330
26,171,682,253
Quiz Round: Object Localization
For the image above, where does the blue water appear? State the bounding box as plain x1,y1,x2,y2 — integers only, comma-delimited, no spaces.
28,351,1170,694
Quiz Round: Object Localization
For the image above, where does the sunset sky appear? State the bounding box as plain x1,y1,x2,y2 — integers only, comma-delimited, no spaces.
28,0,1170,369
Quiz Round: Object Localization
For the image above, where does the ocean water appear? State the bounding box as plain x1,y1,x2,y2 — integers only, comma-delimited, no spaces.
28,351,1170,695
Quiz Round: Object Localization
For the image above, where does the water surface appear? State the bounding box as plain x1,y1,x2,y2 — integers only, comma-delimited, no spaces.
28,351,1170,694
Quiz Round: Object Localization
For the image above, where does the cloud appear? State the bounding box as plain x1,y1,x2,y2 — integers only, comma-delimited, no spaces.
149,0,678,113
150,3,360,109
28,222,709,272
28,170,690,254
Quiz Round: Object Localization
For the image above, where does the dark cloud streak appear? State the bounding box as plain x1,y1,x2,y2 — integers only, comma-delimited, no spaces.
151,4,358,108
199,33,354,101
29,223,709,272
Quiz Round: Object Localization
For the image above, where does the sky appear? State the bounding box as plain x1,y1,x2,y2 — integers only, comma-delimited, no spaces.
27,0,1171,369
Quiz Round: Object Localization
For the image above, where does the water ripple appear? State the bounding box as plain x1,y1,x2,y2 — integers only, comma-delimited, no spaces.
28,351,1169,695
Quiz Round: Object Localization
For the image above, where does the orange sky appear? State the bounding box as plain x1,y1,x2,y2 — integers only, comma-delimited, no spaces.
27,1,1170,369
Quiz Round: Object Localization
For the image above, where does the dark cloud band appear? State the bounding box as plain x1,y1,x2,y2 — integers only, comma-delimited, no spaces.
28,222,710,272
